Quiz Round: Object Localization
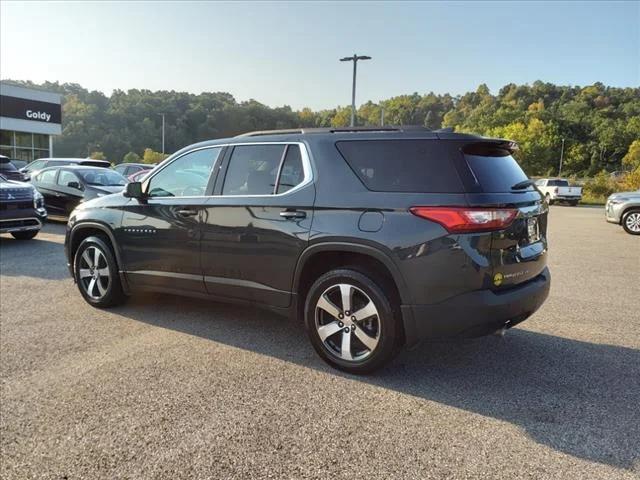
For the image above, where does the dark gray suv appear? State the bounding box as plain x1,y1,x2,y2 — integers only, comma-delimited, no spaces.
64,127,550,373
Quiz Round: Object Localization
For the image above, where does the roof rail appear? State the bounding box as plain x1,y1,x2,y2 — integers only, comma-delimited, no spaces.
235,129,304,138
236,125,433,137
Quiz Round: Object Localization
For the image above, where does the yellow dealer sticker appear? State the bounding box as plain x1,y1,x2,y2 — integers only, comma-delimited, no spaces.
493,273,504,287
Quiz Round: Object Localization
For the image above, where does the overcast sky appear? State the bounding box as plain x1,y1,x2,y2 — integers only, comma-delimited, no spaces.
1,1,638,110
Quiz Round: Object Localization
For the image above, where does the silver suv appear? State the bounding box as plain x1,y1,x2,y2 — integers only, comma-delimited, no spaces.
605,190,640,235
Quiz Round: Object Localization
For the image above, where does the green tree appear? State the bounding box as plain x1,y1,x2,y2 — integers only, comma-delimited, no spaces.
142,148,168,164
89,151,106,160
123,151,141,164
622,140,640,169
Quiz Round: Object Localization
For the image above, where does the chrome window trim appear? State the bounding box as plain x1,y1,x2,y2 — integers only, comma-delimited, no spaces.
143,142,313,200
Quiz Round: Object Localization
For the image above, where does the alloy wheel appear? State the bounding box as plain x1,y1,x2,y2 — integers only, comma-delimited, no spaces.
315,283,380,362
625,212,640,232
78,246,110,299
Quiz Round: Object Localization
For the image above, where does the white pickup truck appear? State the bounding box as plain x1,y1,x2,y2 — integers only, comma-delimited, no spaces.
535,178,582,205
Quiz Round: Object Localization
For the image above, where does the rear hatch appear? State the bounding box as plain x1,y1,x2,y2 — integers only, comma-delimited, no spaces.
462,142,548,290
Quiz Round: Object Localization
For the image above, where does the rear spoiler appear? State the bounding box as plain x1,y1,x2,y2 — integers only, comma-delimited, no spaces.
462,140,519,155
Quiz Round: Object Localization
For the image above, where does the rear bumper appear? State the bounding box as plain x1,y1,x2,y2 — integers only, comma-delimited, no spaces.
401,267,550,347
554,196,581,201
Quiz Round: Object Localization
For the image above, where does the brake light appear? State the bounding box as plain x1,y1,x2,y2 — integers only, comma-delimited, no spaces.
409,207,518,233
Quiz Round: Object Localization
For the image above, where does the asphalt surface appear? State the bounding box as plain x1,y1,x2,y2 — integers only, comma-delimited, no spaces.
1,206,639,479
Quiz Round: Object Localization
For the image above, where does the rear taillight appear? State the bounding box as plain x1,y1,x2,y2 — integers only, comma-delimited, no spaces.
409,207,518,233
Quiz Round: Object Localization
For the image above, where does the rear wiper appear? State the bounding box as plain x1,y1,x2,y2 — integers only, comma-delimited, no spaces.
511,179,535,190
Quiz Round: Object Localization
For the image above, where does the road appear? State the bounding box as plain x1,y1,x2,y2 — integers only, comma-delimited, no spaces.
1,206,639,479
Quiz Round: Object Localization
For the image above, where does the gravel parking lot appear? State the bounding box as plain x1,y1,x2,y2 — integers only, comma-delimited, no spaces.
1,206,638,479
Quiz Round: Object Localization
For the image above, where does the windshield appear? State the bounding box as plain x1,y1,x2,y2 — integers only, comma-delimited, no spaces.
78,169,127,187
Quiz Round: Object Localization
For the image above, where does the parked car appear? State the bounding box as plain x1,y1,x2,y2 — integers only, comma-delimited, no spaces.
64,127,550,374
0,173,47,240
113,162,154,178
605,190,640,235
0,155,29,182
5,158,28,170
32,166,127,217
20,158,111,180
535,178,582,205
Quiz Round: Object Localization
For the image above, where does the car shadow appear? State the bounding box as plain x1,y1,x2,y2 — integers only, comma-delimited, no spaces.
115,293,639,470
0,224,69,280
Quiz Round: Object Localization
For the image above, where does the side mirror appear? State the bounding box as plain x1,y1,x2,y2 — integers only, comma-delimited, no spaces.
123,181,144,199
68,181,82,190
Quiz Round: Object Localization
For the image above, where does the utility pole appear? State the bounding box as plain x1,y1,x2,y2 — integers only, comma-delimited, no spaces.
380,105,385,126
159,113,166,155
339,54,371,127
559,138,565,175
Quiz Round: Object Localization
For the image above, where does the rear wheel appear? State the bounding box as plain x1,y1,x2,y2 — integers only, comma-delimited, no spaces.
304,268,400,374
622,209,640,235
11,230,39,240
569,200,579,206
74,235,126,307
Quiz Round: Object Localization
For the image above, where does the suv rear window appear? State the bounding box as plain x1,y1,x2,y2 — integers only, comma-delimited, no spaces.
463,146,529,193
335,140,464,193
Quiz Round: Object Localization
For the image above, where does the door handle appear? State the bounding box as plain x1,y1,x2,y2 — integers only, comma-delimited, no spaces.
177,208,198,217
280,209,306,219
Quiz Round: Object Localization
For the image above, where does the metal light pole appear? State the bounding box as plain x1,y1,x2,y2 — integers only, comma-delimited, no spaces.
380,105,385,126
340,54,371,127
159,113,166,155
559,138,565,175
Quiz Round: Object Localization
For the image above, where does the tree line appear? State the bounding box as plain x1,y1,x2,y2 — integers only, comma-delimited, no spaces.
5,79,639,177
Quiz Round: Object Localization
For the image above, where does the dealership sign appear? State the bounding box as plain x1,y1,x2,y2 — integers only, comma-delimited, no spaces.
0,94,62,124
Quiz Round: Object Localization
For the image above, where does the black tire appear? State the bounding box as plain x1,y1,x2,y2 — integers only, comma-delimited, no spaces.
570,200,579,206
304,268,401,374
73,235,126,307
621,208,640,235
11,230,39,240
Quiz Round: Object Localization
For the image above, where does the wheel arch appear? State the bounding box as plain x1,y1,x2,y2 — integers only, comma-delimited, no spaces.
293,242,409,304
69,222,129,292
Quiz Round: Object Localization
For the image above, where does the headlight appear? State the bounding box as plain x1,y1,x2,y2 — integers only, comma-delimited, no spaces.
96,193,106,197
33,190,44,209
609,197,628,205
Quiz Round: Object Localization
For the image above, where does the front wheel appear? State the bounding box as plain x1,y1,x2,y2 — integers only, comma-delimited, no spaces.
304,268,401,374
11,230,39,240
74,235,126,307
622,209,640,235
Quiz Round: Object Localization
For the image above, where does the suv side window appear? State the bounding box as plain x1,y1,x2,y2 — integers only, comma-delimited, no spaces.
276,145,305,194
222,145,285,196
336,140,465,193
57,170,80,187
147,147,222,197
114,164,127,174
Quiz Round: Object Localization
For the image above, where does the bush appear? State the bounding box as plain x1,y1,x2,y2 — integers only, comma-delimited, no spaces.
122,151,141,164
583,171,616,198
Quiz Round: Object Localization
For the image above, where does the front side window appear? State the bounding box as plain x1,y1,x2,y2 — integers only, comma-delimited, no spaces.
147,147,221,197
57,170,80,187
37,169,57,184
